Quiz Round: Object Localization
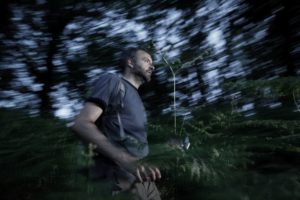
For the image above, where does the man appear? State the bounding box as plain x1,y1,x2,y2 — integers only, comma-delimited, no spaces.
71,47,162,199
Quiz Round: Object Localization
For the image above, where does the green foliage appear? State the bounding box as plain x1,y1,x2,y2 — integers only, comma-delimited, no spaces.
155,48,213,135
1,104,299,200
146,104,300,199
0,108,116,200
159,48,213,74
0,108,71,199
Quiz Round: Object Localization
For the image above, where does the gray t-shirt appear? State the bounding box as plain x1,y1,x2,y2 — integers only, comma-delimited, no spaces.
87,73,148,156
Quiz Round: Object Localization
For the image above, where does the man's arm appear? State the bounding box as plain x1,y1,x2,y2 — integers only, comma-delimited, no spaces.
71,102,137,173
71,102,161,182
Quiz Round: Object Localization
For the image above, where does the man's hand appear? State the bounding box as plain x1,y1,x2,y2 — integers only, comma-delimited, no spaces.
118,154,161,183
135,164,161,183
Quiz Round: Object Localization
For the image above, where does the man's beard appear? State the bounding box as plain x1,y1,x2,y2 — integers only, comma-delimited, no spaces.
134,66,151,82
136,71,150,83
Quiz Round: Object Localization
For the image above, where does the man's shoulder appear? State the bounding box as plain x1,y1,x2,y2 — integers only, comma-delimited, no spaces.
97,72,125,101
96,72,122,83
87,72,125,112
91,73,124,90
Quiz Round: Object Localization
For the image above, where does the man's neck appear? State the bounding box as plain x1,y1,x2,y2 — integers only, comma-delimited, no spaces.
121,72,143,89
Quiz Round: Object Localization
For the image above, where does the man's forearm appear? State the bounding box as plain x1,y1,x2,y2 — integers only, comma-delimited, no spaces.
71,121,137,172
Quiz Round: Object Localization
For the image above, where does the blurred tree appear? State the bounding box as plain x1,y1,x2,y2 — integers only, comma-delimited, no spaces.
0,0,210,117
1,0,299,118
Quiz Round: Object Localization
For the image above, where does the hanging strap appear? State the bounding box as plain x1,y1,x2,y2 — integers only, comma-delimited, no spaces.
106,75,126,141
117,112,125,139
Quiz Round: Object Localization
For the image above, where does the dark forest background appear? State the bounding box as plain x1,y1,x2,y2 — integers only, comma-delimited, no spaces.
1,0,300,199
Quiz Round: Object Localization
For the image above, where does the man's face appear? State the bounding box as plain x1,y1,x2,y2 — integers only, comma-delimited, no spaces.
131,50,155,82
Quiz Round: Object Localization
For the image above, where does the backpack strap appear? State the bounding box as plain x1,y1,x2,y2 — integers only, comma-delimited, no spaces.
106,75,126,113
117,112,125,139
117,80,125,139
106,75,126,140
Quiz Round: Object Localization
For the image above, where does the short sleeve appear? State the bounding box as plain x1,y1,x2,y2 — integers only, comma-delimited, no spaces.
86,74,120,111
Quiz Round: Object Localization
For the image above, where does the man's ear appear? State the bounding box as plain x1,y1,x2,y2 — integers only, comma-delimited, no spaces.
127,58,134,68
